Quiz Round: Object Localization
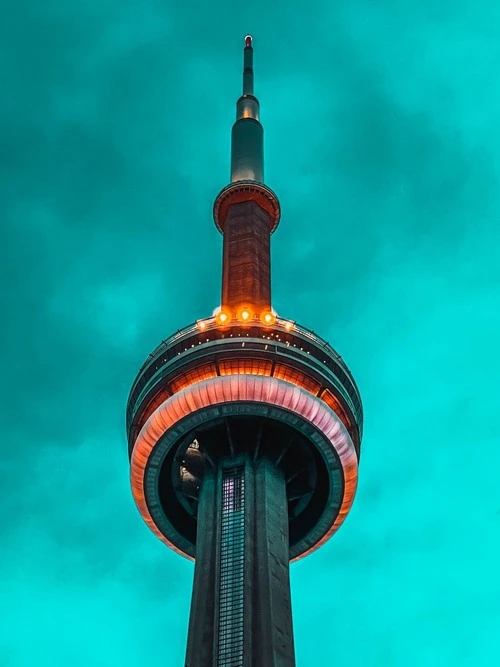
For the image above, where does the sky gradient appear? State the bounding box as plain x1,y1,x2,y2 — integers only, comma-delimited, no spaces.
1,1,499,665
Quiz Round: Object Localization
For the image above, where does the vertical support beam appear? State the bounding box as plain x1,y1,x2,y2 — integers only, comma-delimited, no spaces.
185,466,217,667
253,458,296,666
185,454,295,667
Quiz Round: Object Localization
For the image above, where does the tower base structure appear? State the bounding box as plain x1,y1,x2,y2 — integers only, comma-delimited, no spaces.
186,456,295,667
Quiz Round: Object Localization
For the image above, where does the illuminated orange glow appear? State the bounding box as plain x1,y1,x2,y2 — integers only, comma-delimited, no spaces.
168,359,324,402
215,309,231,325
283,320,294,331
130,375,358,561
236,306,254,323
218,359,273,376
260,310,276,326
131,359,352,440
273,364,321,395
320,389,351,429
130,387,172,444
196,320,206,330
170,363,218,393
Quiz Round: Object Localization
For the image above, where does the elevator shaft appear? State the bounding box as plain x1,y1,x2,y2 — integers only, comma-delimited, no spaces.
185,455,296,667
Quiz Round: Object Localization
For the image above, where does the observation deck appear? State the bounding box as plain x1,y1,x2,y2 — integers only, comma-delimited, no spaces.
127,316,362,561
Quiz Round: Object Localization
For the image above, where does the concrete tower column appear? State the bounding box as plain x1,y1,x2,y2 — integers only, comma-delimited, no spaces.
185,466,218,667
221,201,272,311
252,458,295,666
185,456,295,667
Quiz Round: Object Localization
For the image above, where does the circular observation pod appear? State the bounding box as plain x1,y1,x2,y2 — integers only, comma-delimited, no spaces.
127,319,363,561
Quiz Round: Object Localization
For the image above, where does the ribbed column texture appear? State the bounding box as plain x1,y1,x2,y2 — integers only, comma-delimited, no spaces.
222,201,272,310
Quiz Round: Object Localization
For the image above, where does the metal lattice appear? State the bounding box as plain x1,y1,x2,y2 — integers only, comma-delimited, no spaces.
217,466,245,667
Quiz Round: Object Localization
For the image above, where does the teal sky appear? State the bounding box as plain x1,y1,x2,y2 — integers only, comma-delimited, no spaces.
2,1,499,665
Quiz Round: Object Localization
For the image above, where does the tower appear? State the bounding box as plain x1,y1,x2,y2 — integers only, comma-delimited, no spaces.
126,36,363,666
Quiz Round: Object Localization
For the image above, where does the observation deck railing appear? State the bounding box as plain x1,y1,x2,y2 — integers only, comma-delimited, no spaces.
135,317,355,388
127,317,363,439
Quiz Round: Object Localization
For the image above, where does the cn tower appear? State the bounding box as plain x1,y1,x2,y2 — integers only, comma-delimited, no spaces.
126,36,363,666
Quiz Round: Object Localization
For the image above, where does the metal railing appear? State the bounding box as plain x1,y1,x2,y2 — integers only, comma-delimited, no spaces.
131,316,357,394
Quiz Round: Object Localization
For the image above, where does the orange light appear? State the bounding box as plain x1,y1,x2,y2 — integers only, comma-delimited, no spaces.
260,310,276,326
196,319,206,330
236,306,254,323
170,363,218,393
215,309,231,326
284,321,294,331
219,359,273,376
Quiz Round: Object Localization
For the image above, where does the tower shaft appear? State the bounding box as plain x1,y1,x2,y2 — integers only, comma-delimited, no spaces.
185,456,295,667
222,201,272,310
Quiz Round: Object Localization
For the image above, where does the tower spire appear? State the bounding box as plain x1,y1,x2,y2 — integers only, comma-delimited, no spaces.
214,35,280,232
243,35,254,97
231,35,262,182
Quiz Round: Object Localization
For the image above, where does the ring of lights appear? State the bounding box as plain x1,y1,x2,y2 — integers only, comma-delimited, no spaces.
130,374,358,561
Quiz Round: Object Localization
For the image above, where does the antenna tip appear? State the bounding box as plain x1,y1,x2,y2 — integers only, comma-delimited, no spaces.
245,35,252,48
